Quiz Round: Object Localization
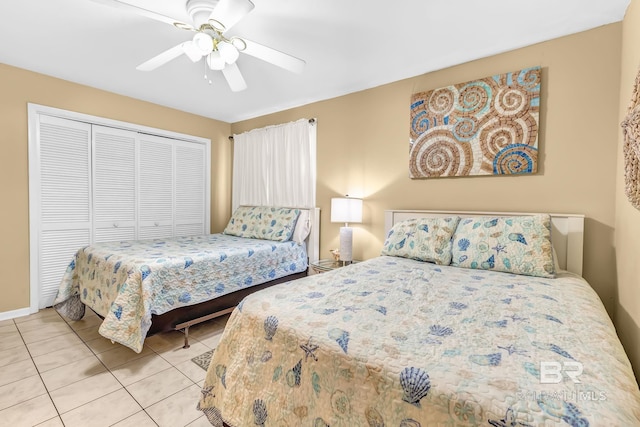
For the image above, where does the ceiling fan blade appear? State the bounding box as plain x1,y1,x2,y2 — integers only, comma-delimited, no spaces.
136,43,186,71
209,0,255,31
221,63,248,92
242,39,305,74
89,0,191,29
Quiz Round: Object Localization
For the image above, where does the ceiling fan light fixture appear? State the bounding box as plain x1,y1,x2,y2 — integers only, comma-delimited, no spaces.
182,41,203,62
193,32,214,55
218,41,239,64
207,51,226,70
116,0,304,92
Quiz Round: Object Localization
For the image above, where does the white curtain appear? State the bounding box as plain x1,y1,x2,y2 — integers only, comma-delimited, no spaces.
232,118,316,212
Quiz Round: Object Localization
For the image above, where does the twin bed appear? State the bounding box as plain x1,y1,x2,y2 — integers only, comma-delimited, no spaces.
196,209,640,426
54,206,319,353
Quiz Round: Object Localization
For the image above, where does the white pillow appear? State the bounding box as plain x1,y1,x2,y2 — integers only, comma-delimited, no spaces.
292,209,311,244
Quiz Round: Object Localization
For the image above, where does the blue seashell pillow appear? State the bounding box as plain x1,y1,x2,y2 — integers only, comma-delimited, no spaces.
223,206,301,242
381,216,460,265
451,214,555,278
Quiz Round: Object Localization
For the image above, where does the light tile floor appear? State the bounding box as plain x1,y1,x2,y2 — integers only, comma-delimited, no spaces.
0,308,228,427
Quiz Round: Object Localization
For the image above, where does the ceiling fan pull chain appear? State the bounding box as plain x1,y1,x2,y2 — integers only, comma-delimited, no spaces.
204,59,212,85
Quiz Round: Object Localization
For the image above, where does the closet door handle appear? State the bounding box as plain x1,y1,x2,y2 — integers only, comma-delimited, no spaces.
154,222,160,227
113,223,119,228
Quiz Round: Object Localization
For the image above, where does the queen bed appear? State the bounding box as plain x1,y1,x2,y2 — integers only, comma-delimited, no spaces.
53,206,319,353
197,209,640,426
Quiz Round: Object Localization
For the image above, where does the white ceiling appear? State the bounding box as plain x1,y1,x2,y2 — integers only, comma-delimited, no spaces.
0,0,630,123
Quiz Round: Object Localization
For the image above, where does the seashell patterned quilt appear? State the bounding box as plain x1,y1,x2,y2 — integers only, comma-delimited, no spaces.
53,234,308,353
198,256,640,426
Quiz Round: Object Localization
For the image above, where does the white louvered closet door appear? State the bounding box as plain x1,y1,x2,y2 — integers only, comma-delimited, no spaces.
93,126,137,242
138,134,174,239
175,140,206,236
38,115,92,308
30,105,210,311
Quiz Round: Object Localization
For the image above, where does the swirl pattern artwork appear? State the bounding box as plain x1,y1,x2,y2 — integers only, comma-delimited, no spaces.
621,66,640,210
410,67,541,178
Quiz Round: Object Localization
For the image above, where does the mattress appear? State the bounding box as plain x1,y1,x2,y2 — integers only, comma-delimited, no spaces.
198,256,640,426
54,233,308,352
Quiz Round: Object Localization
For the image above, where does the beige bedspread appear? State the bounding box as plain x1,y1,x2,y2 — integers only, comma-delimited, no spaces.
198,256,640,426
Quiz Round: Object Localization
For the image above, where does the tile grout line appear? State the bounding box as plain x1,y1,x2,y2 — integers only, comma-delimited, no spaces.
10,314,66,425
19,310,122,424
8,309,221,426
60,313,207,426
56,312,144,425
32,310,142,425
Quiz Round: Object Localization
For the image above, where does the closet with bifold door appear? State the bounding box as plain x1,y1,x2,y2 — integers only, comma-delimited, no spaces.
30,109,210,309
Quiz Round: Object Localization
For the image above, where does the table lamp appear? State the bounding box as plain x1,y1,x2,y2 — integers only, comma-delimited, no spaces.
330,196,363,263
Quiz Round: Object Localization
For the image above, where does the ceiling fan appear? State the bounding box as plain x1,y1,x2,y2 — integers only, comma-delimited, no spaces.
91,0,305,91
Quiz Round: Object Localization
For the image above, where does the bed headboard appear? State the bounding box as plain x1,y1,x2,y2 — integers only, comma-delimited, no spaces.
384,210,585,276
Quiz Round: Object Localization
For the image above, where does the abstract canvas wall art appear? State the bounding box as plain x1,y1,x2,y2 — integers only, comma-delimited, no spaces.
409,66,541,178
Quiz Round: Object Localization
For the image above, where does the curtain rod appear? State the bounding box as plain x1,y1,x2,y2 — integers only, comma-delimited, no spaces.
228,118,316,140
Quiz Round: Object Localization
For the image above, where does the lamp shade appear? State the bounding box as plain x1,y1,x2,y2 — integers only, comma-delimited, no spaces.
331,197,362,224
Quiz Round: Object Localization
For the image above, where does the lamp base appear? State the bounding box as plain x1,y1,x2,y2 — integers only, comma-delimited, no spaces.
339,226,353,262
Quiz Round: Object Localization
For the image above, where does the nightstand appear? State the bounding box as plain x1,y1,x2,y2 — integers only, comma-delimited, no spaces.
310,259,360,274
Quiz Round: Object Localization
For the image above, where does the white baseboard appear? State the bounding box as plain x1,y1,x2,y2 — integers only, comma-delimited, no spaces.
0,307,32,322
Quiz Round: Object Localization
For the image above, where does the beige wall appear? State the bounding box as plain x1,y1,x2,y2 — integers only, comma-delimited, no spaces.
232,24,623,318
0,64,232,312
616,0,640,378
